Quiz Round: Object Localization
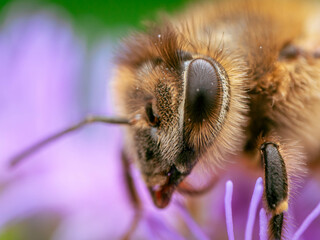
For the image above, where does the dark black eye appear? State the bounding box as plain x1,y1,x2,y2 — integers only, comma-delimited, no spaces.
184,58,220,123
145,102,160,127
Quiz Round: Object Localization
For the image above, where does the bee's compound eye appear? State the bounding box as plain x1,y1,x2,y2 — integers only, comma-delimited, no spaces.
185,58,219,122
145,102,160,127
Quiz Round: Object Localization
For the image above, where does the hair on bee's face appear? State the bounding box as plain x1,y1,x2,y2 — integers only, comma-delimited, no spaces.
114,25,247,208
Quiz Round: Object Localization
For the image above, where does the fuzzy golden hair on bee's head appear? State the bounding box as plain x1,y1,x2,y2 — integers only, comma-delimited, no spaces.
113,20,249,206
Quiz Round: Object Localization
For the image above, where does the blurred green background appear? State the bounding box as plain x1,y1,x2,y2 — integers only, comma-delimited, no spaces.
0,0,191,41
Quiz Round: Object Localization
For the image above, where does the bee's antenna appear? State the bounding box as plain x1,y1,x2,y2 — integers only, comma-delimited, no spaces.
9,115,137,168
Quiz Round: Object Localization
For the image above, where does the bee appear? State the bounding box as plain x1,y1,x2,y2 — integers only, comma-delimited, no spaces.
10,0,320,239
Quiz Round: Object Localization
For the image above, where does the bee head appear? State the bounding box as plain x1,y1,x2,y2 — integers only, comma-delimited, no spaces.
115,26,246,208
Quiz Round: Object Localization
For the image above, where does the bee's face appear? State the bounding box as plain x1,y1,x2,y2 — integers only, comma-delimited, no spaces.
114,27,243,208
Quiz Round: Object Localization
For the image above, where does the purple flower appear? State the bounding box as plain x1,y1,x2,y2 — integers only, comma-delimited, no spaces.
0,4,319,240
224,174,320,240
